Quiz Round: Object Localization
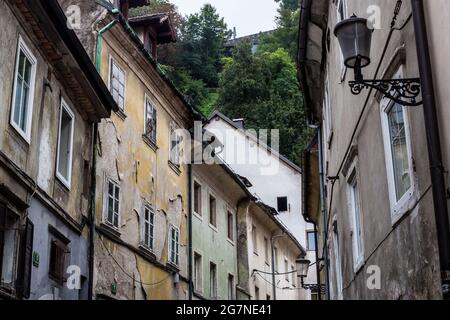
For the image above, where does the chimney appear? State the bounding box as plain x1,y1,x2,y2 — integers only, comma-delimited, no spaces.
232,118,245,129
233,27,237,39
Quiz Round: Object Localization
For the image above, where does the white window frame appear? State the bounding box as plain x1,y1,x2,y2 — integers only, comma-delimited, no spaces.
227,210,234,243
108,56,126,111
141,204,155,251
55,98,75,189
324,74,333,144
380,67,415,224
169,122,181,166
227,273,235,300
252,225,257,254
168,224,180,266
332,222,343,300
144,93,157,144
193,251,203,293
193,179,203,218
284,257,289,282
10,35,37,143
209,260,218,299
347,163,364,271
208,192,217,230
103,177,121,229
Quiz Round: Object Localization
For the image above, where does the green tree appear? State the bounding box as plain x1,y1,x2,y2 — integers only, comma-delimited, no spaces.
179,4,232,87
218,41,311,163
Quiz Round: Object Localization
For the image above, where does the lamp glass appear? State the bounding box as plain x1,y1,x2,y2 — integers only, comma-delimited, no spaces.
296,258,311,278
334,16,372,69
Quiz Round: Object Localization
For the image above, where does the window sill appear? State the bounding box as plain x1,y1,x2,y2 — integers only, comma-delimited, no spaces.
209,223,218,232
227,238,235,246
353,257,365,275
168,160,181,175
138,245,156,261
142,135,158,152
390,190,417,227
99,222,121,239
166,262,180,273
193,211,203,221
115,109,127,121
55,174,71,192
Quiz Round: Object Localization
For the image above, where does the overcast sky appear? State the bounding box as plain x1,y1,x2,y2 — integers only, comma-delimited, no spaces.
170,0,278,37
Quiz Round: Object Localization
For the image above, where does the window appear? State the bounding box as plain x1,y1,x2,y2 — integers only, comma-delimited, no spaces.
168,225,180,266
252,225,257,254
209,261,217,299
227,274,234,300
277,196,288,212
332,222,343,299
324,75,332,143
227,211,234,241
141,205,154,250
49,239,68,285
284,258,289,281
109,58,125,110
56,99,75,188
169,122,181,166
266,294,271,300
311,292,319,300
307,231,316,251
348,170,364,270
0,206,20,287
380,73,414,222
274,247,278,272
264,237,269,264
105,179,120,229
193,181,202,216
144,95,157,144
194,252,202,293
254,286,260,300
10,36,37,142
209,194,217,228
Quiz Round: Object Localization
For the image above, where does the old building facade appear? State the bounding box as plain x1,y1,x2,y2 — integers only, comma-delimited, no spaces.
299,0,450,299
0,0,116,300
57,0,203,300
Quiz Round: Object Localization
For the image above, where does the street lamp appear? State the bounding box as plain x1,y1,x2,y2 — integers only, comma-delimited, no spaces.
296,258,311,288
334,15,422,106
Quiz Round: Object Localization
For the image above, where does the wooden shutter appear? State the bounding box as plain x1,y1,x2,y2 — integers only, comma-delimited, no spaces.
0,203,6,278
17,218,34,299
49,240,65,284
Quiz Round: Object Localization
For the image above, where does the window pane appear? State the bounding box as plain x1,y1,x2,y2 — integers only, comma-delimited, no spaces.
387,103,411,201
13,76,23,127
307,232,316,251
57,108,73,180
352,182,363,257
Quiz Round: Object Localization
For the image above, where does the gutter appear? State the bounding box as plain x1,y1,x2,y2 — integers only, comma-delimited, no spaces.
88,16,119,301
411,0,450,299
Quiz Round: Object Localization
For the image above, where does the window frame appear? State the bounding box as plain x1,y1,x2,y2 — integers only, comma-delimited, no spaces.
227,273,235,300
208,193,217,230
306,230,316,251
168,224,180,266
347,164,364,272
332,221,343,300
143,93,157,145
277,196,288,212
252,225,258,255
227,210,234,242
209,261,217,299
55,98,75,189
193,251,203,293
169,122,181,166
10,35,37,143
284,257,289,282
141,203,155,251
193,180,202,218
103,177,121,230
108,56,126,112
380,67,415,224
263,237,269,265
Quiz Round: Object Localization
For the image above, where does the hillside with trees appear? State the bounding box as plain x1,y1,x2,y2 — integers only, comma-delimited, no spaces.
130,0,311,165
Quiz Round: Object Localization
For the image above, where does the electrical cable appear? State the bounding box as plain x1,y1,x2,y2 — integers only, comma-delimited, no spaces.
98,233,172,287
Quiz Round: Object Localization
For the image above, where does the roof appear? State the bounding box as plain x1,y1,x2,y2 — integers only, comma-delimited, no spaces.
128,12,176,44
205,110,303,173
297,0,329,125
225,30,275,48
19,0,118,121
212,157,306,256
98,0,204,121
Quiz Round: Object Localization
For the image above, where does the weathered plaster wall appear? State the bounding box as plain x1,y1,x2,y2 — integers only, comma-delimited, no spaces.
323,0,441,299
91,27,191,300
192,164,243,300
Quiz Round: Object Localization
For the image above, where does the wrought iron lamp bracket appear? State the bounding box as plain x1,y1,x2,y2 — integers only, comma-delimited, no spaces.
349,77,422,107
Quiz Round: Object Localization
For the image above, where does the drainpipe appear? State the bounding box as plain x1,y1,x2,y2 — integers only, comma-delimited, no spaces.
188,163,193,300
411,0,450,299
271,233,285,300
88,15,119,301
317,126,331,300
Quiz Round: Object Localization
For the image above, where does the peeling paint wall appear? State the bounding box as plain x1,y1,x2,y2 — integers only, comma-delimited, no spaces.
0,0,94,300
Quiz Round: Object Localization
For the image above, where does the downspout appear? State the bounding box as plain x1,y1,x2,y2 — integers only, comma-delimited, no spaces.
188,163,193,300
318,126,331,300
411,0,450,299
88,15,119,301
